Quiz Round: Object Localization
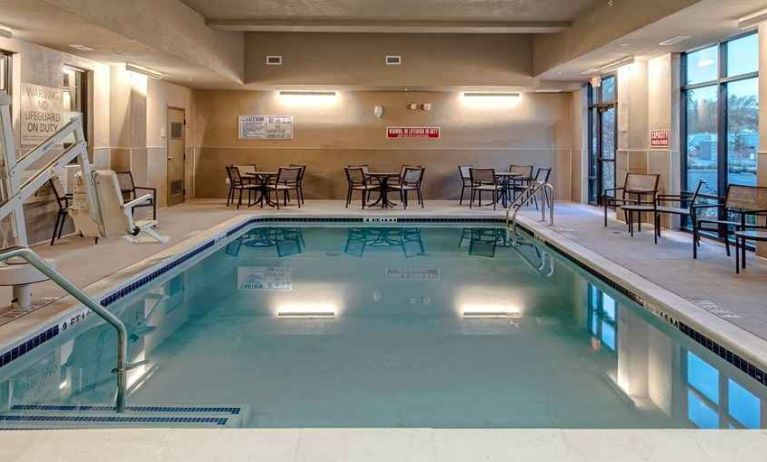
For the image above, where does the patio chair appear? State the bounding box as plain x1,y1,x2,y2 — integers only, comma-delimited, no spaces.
694,184,767,261
457,165,473,205
115,171,156,220
225,165,259,209
734,217,767,274
653,179,706,245
389,166,425,209
289,164,307,204
530,167,552,210
469,168,503,210
603,173,660,237
344,166,380,209
48,176,72,246
508,164,535,201
266,167,303,209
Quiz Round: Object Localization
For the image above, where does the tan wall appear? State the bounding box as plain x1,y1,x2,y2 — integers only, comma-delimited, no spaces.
193,90,575,201
245,32,535,89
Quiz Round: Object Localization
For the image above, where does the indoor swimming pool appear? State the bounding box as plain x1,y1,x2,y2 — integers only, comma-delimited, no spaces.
0,222,765,429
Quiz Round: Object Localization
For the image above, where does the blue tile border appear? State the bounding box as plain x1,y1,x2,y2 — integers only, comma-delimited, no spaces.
0,414,229,426
2,215,767,392
11,404,241,415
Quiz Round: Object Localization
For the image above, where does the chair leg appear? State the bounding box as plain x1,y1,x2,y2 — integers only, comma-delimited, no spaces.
725,233,731,257
237,189,243,209
418,188,424,208
346,187,351,208
50,213,61,246
654,212,658,244
736,236,740,274
459,186,465,205
469,189,475,209
58,213,67,239
604,200,608,227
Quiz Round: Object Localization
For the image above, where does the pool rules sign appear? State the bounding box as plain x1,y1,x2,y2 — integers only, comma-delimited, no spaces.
21,83,64,145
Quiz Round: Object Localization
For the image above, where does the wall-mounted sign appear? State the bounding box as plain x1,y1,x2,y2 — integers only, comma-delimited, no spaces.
650,129,670,148
239,115,294,140
386,127,440,139
237,267,293,291
20,83,64,145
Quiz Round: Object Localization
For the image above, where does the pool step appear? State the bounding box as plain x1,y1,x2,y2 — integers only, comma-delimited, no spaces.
0,404,247,429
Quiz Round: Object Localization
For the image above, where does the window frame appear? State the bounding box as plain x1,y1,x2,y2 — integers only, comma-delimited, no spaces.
587,74,619,205
681,31,759,198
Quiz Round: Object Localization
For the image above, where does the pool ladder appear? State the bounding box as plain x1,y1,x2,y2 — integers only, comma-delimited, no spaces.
505,180,555,245
0,247,129,413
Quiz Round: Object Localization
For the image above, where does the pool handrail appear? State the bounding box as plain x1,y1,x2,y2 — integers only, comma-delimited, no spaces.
0,246,128,413
506,180,554,245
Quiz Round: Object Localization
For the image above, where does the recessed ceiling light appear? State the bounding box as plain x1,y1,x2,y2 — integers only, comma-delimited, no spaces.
659,35,692,46
69,44,95,51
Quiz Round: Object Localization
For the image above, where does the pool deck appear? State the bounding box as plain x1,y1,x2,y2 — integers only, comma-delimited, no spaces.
2,199,767,460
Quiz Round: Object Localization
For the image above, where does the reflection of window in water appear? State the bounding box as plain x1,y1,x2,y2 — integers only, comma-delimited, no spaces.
587,284,617,352
458,228,507,258
685,351,762,429
225,228,305,257
344,228,425,257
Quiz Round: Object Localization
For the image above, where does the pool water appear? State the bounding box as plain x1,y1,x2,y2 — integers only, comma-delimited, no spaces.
1,224,765,429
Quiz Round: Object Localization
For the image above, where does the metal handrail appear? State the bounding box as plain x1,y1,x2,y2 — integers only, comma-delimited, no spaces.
505,180,555,245
0,247,127,413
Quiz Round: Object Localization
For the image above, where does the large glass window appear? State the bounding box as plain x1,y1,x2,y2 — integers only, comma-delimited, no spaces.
62,66,89,149
682,33,759,200
587,75,618,205
0,51,11,99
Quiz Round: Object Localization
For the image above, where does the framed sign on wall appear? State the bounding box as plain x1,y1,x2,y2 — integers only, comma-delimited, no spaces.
649,129,670,148
239,115,294,140
20,83,64,145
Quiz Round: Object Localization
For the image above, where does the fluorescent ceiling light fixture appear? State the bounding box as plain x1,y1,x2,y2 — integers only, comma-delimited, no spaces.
0,25,12,39
534,89,562,93
595,56,634,74
739,9,767,29
125,63,164,79
461,305,521,318
462,92,520,99
276,303,337,319
659,35,691,46
69,44,95,51
279,91,336,96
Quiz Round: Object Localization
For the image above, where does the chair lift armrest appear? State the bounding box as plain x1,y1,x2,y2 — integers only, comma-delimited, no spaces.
124,193,153,210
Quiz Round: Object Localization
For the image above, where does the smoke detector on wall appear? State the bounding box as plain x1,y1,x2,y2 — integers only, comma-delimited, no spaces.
266,55,283,66
386,55,402,66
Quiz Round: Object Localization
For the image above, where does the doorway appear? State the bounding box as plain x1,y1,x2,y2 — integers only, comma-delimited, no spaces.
167,107,186,206
588,75,618,205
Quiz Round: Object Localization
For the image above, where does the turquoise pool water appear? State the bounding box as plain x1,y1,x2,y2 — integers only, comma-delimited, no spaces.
1,224,765,429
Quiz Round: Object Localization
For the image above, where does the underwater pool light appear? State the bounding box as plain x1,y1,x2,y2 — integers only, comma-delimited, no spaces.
276,303,337,319
461,305,521,318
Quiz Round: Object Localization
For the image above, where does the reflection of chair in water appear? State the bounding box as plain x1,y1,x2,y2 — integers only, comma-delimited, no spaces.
224,227,305,257
344,227,425,257
459,228,508,258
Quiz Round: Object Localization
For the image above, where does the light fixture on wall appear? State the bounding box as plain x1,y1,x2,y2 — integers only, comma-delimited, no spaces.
278,90,339,106
125,63,164,79
595,56,634,74
279,90,336,97
739,9,767,29
461,92,521,105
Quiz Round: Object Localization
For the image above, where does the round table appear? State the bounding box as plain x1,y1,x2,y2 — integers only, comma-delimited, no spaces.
494,172,523,207
365,172,401,208
245,172,278,207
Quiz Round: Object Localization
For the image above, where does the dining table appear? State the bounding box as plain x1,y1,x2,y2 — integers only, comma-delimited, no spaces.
245,171,278,207
494,171,523,208
364,172,401,208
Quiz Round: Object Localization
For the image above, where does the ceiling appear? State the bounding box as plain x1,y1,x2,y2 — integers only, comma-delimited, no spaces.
180,0,599,22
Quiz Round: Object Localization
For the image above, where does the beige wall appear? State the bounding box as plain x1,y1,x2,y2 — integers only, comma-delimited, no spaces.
245,32,535,89
193,89,575,201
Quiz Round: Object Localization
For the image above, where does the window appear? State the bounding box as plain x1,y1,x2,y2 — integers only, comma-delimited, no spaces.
62,66,90,151
682,33,759,199
0,51,10,97
684,351,763,429
587,284,617,352
587,75,618,205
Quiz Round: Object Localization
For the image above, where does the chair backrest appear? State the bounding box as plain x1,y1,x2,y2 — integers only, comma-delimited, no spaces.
470,167,495,184
115,171,136,196
510,165,534,178
49,176,68,202
725,184,767,212
93,170,133,238
534,167,552,183
345,166,366,185
277,167,301,184
236,165,256,177
226,166,244,187
458,165,472,179
687,179,706,207
623,173,660,195
402,167,424,185
290,164,306,182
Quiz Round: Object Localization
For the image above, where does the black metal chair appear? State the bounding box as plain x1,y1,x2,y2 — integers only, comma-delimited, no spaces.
289,164,307,204
48,177,71,246
508,164,535,200
469,168,503,210
653,180,706,245
389,166,425,209
344,166,380,209
694,184,767,262
225,165,258,209
266,167,303,209
115,171,157,220
530,167,552,210
457,165,472,205
603,173,660,237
